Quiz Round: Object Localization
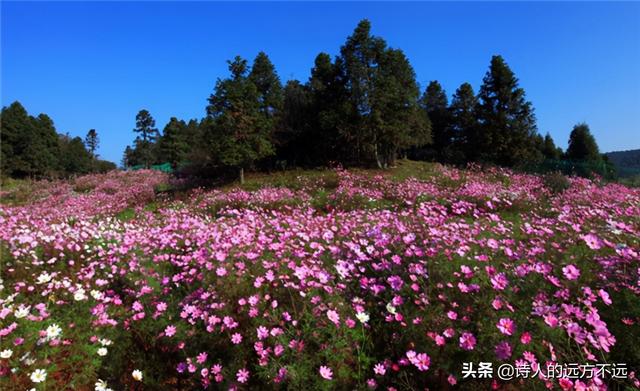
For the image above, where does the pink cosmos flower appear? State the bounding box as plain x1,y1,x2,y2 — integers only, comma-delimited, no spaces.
231,333,242,344
598,289,612,305
196,352,208,364
495,341,512,360
165,325,176,337
256,326,269,340
459,332,476,350
319,366,333,380
497,318,515,336
327,310,340,326
520,332,532,344
236,368,249,383
373,363,386,375
562,264,580,280
581,233,602,250
490,273,509,291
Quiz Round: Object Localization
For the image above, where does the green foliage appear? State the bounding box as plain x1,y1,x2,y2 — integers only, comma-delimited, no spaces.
475,55,540,167
205,56,275,182
449,82,478,164
158,117,190,168
566,123,601,162
1,101,113,178
543,171,571,194
338,19,430,168
85,129,99,158
420,80,450,160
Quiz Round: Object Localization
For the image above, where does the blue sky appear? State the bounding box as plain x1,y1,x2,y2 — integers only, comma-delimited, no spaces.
2,1,639,164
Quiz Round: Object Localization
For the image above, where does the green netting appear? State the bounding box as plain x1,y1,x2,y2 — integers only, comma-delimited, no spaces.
129,162,173,173
527,159,615,178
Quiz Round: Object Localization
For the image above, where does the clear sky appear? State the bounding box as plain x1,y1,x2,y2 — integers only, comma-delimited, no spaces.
2,1,639,164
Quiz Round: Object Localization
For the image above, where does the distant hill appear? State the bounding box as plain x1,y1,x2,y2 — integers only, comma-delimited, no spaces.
605,149,640,177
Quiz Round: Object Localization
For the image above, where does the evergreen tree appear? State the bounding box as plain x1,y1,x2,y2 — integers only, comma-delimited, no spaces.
307,52,347,165
541,132,562,160
449,82,478,163
1,102,31,177
566,123,601,162
58,134,92,175
158,117,189,168
249,52,283,118
133,109,159,168
338,19,387,164
85,129,99,158
476,55,539,166
205,56,274,183
278,80,312,166
370,48,430,167
30,114,60,176
420,81,450,160
122,146,134,168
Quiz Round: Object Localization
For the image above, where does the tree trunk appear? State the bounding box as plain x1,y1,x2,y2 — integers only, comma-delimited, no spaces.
239,167,244,185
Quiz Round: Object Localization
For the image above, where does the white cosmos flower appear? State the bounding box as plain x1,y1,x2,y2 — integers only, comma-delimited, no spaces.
356,312,370,323
14,305,30,318
99,338,112,346
30,368,47,383
36,272,52,284
0,349,12,358
95,379,108,391
132,369,143,381
97,347,108,356
46,324,62,339
90,290,104,300
74,288,87,301
386,303,397,315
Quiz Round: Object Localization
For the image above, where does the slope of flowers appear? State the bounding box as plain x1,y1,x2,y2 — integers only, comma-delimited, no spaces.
0,166,638,390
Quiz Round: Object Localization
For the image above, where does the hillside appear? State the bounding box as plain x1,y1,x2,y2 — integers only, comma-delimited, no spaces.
606,148,640,177
1,162,639,389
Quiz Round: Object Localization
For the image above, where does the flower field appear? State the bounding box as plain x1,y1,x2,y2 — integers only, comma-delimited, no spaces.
0,164,639,390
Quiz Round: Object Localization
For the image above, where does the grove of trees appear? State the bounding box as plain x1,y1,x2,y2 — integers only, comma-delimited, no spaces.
2,20,612,181
120,19,612,182
1,101,116,178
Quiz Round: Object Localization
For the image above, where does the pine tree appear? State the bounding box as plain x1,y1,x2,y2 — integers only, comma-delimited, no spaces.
420,81,450,161
476,55,539,166
85,129,99,158
158,117,189,168
58,134,92,175
308,52,347,165
542,133,562,160
370,48,430,167
449,82,478,163
338,19,387,164
133,109,159,168
278,80,312,166
249,52,283,118
1,102,30,176
566,123,601,162
205,56,274,183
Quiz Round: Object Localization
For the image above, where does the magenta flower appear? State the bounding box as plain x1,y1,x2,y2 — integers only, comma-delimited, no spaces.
236,368,249,383
326,310,340,326
459,332,476,350
319,365,333,380
373,363,386,375
164,325,176,337
497,318,515,336
581,233,602,250
562,264,580,280
495,341,512,360
231,333,242,344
